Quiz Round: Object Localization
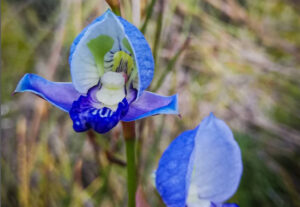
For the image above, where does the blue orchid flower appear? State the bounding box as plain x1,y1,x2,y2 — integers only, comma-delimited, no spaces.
14,10,178,133
155,113,243,207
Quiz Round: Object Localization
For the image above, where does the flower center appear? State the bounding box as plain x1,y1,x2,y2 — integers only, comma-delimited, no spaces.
96,71,126,110
111,51,134,74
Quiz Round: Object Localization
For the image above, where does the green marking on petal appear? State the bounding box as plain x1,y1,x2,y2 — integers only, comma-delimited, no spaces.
122,38,134,56
87,35,114,76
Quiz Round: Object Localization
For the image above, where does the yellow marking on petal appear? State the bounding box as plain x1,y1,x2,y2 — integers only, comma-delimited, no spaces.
112,51,134,75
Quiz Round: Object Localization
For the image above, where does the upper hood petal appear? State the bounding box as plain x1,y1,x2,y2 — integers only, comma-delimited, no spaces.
69,9,154,97
69,10,125,94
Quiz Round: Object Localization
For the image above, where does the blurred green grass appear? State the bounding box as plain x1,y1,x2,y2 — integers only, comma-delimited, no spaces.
1,0,300,206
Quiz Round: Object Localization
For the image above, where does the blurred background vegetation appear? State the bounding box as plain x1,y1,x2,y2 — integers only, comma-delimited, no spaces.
1,0,300,206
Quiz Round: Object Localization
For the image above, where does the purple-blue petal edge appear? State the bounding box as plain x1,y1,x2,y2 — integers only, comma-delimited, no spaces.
14,73,80,112
121,91,179,121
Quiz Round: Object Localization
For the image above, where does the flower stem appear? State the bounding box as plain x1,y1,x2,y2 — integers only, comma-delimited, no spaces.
122,121,137,207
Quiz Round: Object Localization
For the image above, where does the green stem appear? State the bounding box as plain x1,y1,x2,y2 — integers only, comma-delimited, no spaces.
122,121,137,207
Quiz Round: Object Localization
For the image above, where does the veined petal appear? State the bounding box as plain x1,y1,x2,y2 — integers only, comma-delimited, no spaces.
70,9,154,97
155,128,197,207
189,113,243,203
121,91,178,121
70,10,128,94
14,73,80,112
118,16,154,97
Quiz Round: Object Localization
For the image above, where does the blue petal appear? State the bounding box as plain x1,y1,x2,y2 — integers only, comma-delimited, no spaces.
210,202,239,207
121,91,178,121
14,74,80,112
69,87,129,133
155,128,197,207
189,113,243,203
155,114,242,207
117,16,154,97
